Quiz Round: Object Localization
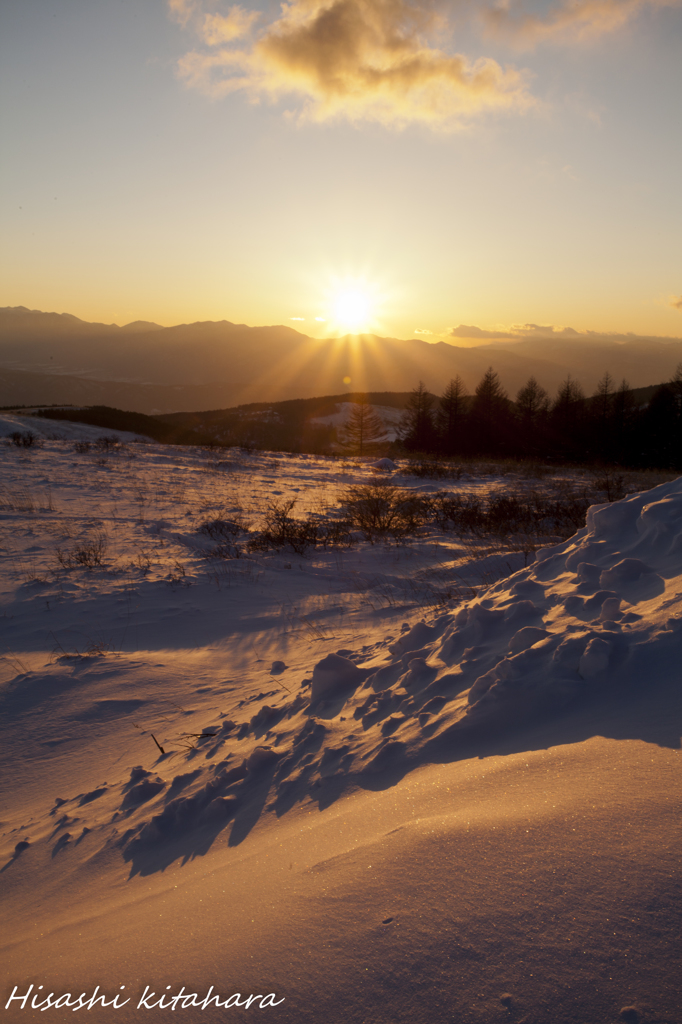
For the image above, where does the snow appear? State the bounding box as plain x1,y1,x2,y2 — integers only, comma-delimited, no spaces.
0,412,153,443
1,434,681,1023
369,457,397,471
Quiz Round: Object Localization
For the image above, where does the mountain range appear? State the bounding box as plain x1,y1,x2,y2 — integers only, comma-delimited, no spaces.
2,305,681,415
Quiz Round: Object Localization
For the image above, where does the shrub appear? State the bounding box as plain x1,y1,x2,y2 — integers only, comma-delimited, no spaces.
199,518,246,541
341,483,428,541
56,533,107,569
95,435,120,450
429,490,591,541
405,459,463,480
10,431,36,448
429,493,487,533
316,519,354,549
202,542,244,560
592,471,628,502
248,499,319,555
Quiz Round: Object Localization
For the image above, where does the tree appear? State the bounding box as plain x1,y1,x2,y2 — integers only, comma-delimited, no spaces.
611,379,635,462
400,381,437,452
664,363,682,468
516,377,549,422
551,376,586,458
470,367,509,454
669,362,682,413
437,376,467,455
585,371,616,460
639,385,680,469
592,371,615,423
515,376,550,456
338,398,388,456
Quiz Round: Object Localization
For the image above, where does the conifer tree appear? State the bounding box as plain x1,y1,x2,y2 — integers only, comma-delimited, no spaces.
515,377,550,456
437,376,466,454
470,367,508,454
400,381,437,452
666,363,682,467
669,362,682,412
552,376,584,421
516,377,549,421
338,397,388,456
611,379,634,462
592,371,615,425
551,376,585,458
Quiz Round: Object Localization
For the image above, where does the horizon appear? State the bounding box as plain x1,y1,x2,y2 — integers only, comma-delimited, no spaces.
4,304,682,347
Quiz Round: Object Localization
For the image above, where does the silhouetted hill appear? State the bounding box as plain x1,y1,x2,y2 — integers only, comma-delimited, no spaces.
2,306,681,414
15,373,677,464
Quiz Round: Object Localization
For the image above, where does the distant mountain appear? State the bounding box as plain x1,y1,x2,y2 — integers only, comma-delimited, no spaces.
1,306,681,414
120,320,165,332
0,306,164,336
0,367,240,416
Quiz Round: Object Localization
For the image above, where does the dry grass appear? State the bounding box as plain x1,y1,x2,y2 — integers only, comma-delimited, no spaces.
0,486,56,513
50,631,121,660
55,532,108,569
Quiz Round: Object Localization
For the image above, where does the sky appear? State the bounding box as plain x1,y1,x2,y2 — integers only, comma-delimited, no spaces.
1,0,681,342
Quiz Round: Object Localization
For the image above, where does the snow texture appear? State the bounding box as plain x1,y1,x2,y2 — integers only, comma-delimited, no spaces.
1,434,681,1024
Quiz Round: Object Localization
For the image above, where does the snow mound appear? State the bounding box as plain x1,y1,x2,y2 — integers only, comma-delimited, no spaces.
310,653,367,702
114,480,682,822
369,458,397,471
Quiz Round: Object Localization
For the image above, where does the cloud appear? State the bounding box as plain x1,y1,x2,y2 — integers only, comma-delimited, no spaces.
290,316,306,320
484,0,682,50
168,0,199,29
671,295,682,311
169,2,258,42
202,8,260,44
450,324,514,339
171,0,535,129
414,328,432,334
511,322,582,337
450,322,584,340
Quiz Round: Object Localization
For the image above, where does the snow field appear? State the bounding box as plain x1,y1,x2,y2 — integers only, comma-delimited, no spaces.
1,429,681,1023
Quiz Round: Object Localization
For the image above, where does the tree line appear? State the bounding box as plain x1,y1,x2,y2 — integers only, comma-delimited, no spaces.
397,366,682,469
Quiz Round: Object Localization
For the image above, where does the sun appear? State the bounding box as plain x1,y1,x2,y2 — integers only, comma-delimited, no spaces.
333,288,372,333
310,272,389,336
